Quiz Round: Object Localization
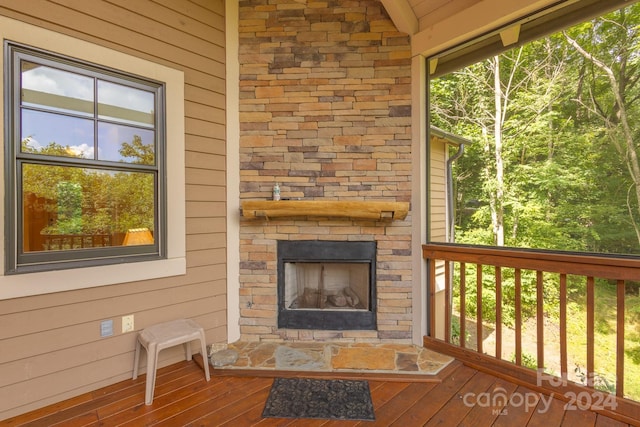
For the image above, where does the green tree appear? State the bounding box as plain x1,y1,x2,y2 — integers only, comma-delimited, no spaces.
21,135,155,241
564,4,640,248
119,135,155,165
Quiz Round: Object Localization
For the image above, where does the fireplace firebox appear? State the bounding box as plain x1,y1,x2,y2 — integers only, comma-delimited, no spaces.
277,240,377,330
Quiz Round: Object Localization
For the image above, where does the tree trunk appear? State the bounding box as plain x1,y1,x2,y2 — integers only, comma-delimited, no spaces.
566,34,640,244
493,56,505,246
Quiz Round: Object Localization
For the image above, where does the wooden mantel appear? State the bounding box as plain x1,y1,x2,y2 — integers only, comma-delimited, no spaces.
241,200,409,220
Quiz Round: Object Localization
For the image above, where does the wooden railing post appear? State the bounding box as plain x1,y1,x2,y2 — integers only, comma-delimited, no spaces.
515,268,522,366
560,274,568,378
495,266,502,360
445,261,451,343
476,264,482,354
428,257,436,339
460,262,466,348
617,279,625,398
536,270,544,371
587,276,595,388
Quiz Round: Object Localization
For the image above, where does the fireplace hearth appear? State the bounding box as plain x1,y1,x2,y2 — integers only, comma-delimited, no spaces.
277,240,377,330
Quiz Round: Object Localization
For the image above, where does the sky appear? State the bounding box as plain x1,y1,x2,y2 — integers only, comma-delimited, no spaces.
20,63,155,163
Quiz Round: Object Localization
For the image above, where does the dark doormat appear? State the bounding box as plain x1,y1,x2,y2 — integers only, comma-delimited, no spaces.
262,377,375,421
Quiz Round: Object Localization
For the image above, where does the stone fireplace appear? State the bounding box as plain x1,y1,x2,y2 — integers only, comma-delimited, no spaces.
278,240,376,330
238,0,412,344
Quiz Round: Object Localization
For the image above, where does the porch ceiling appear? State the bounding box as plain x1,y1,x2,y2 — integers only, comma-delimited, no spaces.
380,0,562,56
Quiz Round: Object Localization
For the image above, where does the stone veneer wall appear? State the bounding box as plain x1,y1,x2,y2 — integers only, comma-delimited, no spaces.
238,0,413,342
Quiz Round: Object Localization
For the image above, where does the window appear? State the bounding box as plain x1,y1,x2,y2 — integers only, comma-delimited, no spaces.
0,17,184,298
429,1,640,256
5,42,165,273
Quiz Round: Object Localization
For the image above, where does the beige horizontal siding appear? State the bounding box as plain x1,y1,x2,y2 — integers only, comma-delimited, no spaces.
430,138,448,242
186,169,226,186
186,201,226,218
186,101,226,124
186,152,226,170
187,134,226,155
0,0,226,420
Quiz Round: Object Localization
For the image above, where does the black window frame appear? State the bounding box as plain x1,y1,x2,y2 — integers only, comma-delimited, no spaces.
4,41,167,274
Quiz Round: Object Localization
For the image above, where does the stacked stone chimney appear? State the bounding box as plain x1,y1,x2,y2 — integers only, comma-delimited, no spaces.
238,0,413,343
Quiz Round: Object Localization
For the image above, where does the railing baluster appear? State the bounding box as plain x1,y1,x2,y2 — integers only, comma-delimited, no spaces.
587,276,595,388
560,274,568,379
617,279,625,397
495,266,502,360
445,261,451,343
536,270,544,371
515,268,522,366
460,262,466,348
429,258,436,339
476,264,483,354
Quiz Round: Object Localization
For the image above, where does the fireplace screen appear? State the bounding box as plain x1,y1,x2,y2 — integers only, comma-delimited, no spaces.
277,240,376,330
285,262,369,310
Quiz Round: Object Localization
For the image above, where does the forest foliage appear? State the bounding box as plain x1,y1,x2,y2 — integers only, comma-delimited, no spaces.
430,3,640,256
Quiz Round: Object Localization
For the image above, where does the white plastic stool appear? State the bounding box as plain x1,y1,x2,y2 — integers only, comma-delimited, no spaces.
132,318,211,405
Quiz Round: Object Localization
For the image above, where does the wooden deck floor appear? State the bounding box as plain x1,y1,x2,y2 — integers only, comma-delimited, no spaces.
2,356,634,427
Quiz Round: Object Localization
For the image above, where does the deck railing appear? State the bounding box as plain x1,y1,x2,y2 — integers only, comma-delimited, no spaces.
422,243,640,406
42,233,112,250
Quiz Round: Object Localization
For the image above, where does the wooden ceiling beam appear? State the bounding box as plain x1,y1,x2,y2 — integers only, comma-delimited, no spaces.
380,0,419,35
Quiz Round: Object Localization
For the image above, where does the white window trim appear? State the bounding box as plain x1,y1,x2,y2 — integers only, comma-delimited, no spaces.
0,16,186,299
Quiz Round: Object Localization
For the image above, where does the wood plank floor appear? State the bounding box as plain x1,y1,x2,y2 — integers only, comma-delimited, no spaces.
1,356,633,427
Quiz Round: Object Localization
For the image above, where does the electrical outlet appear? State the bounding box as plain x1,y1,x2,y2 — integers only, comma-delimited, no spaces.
122,314,134,333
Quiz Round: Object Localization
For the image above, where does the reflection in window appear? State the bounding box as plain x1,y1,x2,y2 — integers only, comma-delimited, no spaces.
20,61,157,165
97,122,155,164
98,80,155,127
21,61,93,116
22,164,155,252
21,109,94,158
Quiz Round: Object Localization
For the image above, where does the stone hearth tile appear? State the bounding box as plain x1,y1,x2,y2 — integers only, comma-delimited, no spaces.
226,342,252,367
395,352,419,371
329,343,348,358
331,346,396,371
234,359,249,367
382,343,420,353
275,345,328,370
350,343,375,348
247,343,279,368
417,348,454,373
227,341,258,358
210,349,239,367
288,342,326,350
419,360,448,373
418,348,454,364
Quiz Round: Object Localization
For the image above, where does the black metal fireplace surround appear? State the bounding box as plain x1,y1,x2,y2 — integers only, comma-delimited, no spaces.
277,240,377,330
